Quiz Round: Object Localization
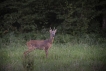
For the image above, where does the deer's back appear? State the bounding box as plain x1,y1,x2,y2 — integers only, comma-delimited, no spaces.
27,40,51,50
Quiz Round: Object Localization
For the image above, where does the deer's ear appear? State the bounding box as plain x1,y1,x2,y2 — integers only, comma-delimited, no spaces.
49,29,52,33
54,29,57,32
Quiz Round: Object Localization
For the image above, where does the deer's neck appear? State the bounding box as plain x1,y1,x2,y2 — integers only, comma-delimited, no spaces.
48,37,54,44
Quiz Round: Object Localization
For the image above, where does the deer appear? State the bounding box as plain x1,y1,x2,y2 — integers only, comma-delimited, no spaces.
24,27,57,58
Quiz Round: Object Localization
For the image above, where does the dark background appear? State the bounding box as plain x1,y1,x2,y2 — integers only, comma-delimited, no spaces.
0,0,106,36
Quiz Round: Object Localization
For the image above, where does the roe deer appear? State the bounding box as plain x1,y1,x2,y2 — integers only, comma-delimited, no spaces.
24,27,57,58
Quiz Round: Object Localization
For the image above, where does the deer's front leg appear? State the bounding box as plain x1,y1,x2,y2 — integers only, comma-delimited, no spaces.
45,49,48,58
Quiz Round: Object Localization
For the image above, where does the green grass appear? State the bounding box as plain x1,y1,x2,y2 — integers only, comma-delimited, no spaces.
0,33,106,71
0,43,106,71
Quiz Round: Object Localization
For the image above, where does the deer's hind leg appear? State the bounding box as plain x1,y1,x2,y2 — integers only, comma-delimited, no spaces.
24,47,35,56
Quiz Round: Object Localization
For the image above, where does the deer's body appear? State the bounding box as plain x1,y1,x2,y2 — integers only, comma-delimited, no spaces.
24,28,57,57
27,38,54,50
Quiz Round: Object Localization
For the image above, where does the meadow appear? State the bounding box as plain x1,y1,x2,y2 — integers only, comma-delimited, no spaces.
0,32,106,71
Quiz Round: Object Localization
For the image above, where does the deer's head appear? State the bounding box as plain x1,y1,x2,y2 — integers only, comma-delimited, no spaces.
49,27,57,38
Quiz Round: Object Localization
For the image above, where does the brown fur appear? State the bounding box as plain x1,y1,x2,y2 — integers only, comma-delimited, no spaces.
24,28,57,58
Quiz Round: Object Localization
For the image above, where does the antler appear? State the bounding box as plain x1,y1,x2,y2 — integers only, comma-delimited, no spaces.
53,27,55,30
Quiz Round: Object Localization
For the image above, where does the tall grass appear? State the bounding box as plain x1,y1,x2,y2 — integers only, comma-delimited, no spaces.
0,32,106,71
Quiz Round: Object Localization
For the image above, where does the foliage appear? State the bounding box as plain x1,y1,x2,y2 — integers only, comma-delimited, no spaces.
0,0,106,36
0,33,106,71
